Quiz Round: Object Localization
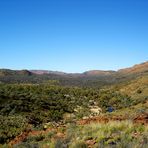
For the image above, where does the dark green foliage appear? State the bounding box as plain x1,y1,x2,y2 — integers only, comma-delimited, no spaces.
0,84,74,122
0,84,133,122
0,115,27,144
98,90,132,111
0,83,138,145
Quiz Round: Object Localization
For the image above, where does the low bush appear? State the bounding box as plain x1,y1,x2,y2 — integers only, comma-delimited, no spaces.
0,115,28,144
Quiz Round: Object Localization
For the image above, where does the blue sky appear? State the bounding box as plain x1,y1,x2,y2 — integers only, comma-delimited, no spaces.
0,0,148,73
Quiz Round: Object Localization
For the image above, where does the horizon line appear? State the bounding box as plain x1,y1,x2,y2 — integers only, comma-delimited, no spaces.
0,61,147,74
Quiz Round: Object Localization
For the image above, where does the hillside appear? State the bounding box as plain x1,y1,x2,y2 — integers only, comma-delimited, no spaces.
118,61,148,75
0,69,32,76
0,61,148,147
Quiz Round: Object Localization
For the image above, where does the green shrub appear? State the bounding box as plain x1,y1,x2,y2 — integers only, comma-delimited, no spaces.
47,131,57,139
0,115,27,144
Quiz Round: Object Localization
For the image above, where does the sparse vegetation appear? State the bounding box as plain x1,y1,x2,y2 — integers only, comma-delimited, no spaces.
65,121,148,148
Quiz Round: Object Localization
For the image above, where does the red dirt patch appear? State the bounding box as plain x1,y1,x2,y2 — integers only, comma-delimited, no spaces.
9,128,53,146
77,115,126,125
134,113,148,125
78,114,148,125
9,130,30,146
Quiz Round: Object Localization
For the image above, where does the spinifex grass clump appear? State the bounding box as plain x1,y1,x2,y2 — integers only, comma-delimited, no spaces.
65,121,148,148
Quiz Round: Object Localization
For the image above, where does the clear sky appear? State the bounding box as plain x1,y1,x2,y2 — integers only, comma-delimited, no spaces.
0,0,148,73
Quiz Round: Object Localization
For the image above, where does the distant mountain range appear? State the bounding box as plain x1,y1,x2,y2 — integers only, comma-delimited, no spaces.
0,61,147,87
30,70,67,75
30,61,148,76
0,61,147,77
